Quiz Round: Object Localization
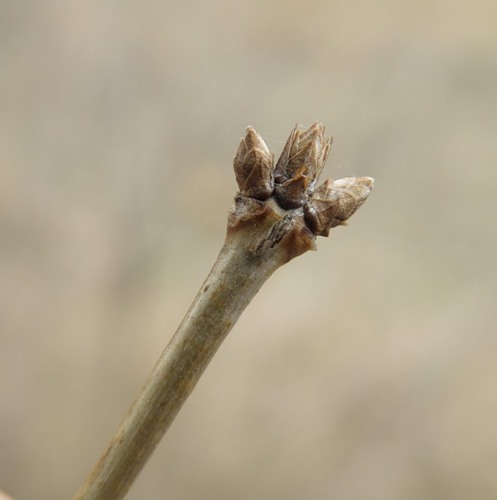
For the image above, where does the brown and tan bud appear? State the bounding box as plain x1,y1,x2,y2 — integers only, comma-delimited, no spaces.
304,177,374,236
274,123,332,209
233,127,274,200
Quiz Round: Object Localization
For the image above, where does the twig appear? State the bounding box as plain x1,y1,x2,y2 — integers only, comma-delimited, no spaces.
74,123,374,499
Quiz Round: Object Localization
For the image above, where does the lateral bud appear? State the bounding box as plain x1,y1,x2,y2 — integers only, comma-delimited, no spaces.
304,177,374,236
233,127,274,200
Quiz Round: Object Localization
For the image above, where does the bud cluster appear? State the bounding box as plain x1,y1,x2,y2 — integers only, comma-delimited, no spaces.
233,123,373,237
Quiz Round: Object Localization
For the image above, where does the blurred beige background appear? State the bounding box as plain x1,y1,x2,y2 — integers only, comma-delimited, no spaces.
1,1,496,499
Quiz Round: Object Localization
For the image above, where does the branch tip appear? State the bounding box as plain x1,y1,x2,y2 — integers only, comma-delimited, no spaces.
232,123,373,241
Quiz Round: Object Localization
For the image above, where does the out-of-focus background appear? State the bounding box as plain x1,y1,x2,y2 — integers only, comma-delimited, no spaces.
1,1,496,499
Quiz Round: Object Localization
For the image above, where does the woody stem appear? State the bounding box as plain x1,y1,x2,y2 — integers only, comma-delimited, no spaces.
74,198,305,500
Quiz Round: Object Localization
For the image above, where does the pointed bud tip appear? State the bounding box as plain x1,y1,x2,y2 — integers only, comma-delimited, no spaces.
332,176,374,198
358,176,375,190
356,177,374,200
244,126,257,139
242,126,270,153
310,121,324,131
